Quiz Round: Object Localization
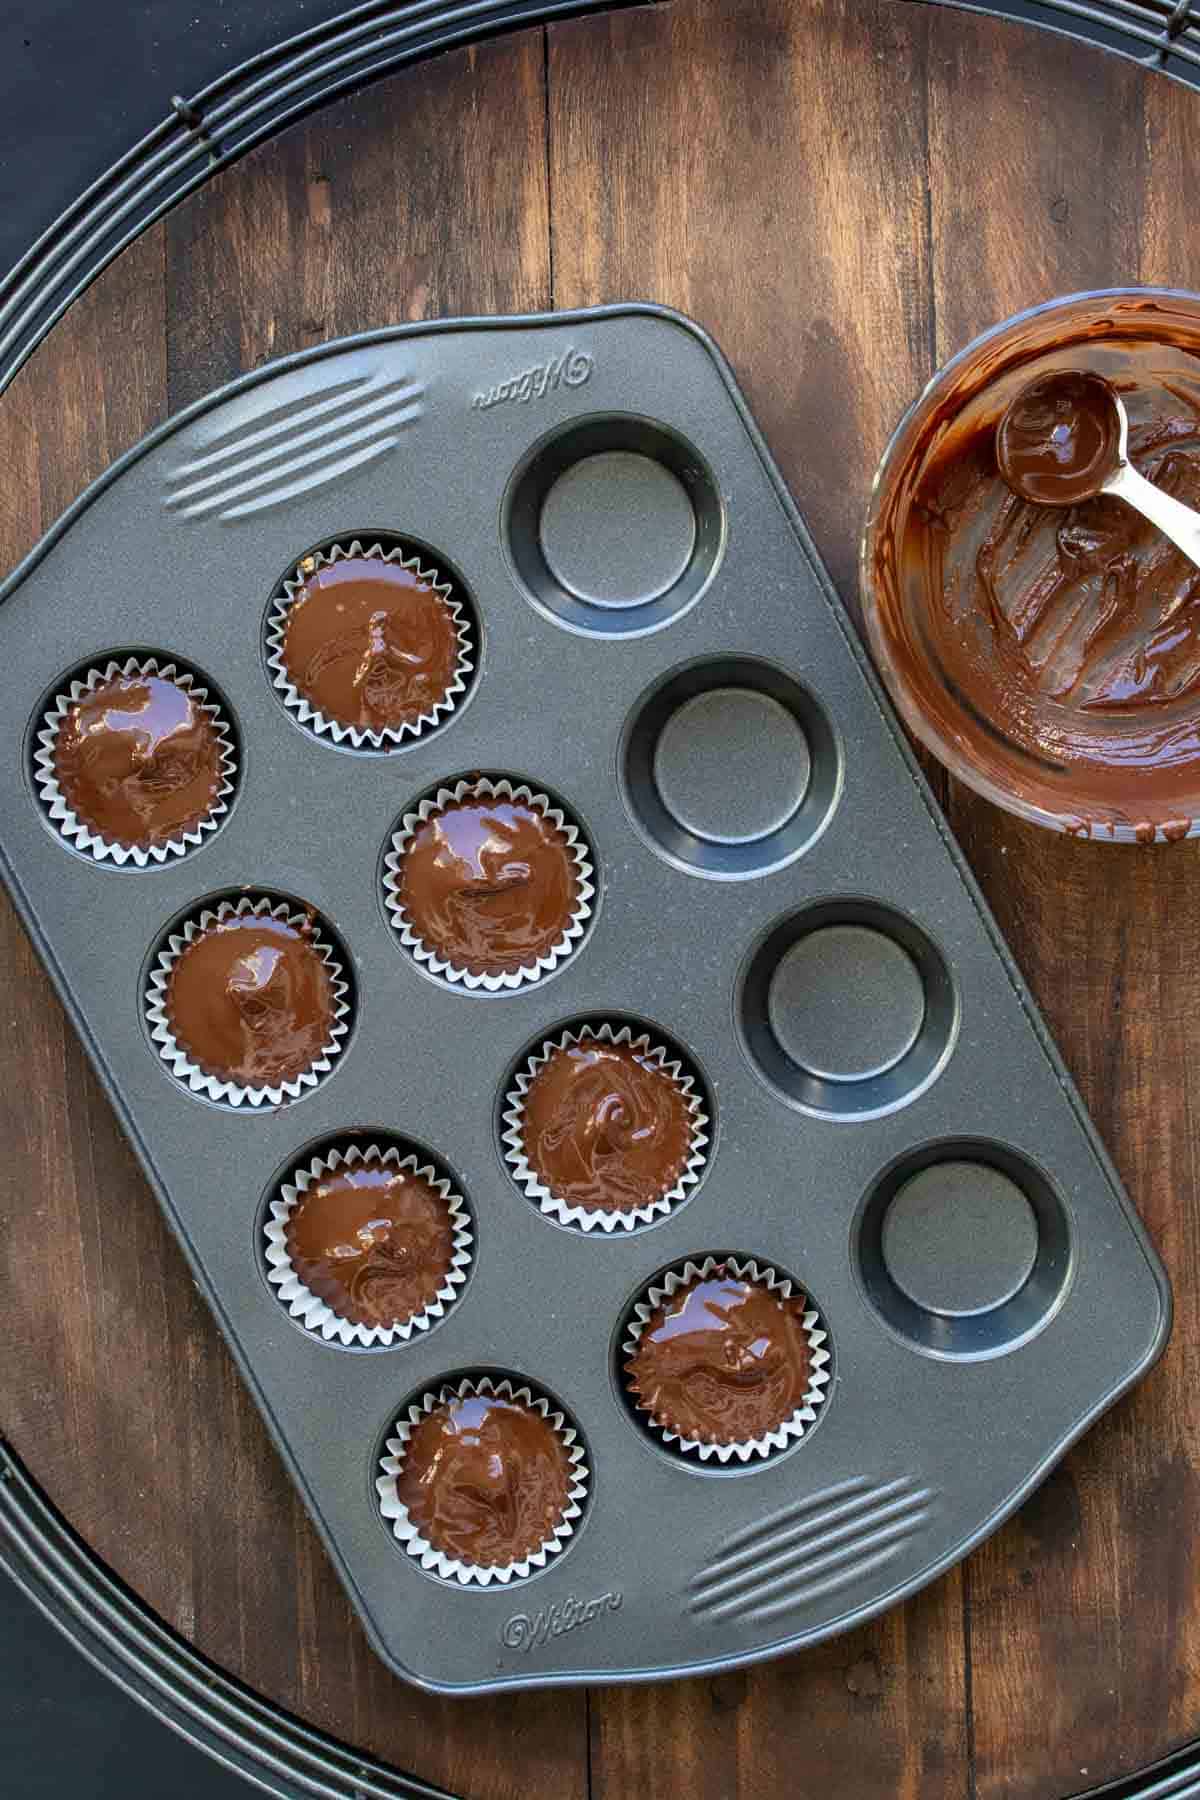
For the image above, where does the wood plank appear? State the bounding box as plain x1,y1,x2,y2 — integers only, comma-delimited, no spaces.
551,0,934,612
548,3,967,1795
925,17,1197,1798
1,33,583,1800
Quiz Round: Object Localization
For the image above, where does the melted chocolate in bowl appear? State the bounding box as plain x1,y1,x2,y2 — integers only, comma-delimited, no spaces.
864,290,1200,840
996,370,1120,506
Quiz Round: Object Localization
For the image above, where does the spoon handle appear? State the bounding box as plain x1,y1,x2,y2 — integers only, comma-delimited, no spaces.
1106,462,1200,573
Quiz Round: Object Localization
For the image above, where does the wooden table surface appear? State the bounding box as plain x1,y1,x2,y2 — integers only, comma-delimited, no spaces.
3,2,1199,1795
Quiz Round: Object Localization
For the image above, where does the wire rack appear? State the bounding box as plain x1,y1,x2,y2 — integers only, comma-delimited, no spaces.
0,0,1197,399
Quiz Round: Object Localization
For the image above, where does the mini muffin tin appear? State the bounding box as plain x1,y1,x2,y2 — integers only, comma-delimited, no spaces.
0,305,1170,1694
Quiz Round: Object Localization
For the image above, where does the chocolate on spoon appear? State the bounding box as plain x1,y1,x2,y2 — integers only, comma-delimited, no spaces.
997,369,1200,570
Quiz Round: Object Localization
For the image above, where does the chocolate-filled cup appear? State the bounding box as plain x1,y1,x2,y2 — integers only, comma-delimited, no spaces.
145,896,351,1107
265,1142,472,1347
266,539,473,750
376,1376,589,1585
34,656,236,865
503,1022,709,1233
383,777,595,991
622,1257,831,1464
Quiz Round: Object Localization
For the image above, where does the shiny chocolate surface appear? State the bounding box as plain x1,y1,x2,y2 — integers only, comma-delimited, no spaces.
397,1395,572,1567
166,912,334,1088
281,555,460,733
397,795,578,976
520,1039,691,1212
53,674,222,848
285,1161,454,1327
626,1270,811,1446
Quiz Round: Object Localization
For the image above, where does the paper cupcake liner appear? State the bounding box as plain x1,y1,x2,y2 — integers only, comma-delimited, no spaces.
33,656,236,866
501,1023,709,1233
376,1376,589,1586
382,778,595,992
145,896,351,1107
623,1256,831,1464
264,1143,472,1347
266,539,473,749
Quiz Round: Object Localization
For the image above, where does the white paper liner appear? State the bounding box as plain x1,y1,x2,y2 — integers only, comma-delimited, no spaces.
376,1376,589,1585
623,1256,831,1464
501,1023,709,1233
265,539,473,749
264,1143,472,1346
33,656,236,866
382,778,595,991
145,896,351,1107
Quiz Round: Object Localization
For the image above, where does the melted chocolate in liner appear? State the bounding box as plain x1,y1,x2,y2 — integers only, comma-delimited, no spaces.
166,913,334,1087
626,1271,812,1446
285,1163,455,1328
997,370,1120,506
281,556,461,733
53,675,223,848
521,1040,692,1212
871,303,1200,835
397,1395,572,1567
398,796,579,977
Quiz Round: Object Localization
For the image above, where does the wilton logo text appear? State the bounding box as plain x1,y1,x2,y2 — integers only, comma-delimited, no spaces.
501,1590,622,1653
471,347,593,411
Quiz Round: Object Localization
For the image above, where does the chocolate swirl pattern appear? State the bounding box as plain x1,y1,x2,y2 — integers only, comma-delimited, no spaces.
503,1023,709,1232
622,1258,830,1463
384,779,594,990
377,1376,589,1586
34,657,236,865
265,1144,472,1347
266,538,472,749
145,897,351,1107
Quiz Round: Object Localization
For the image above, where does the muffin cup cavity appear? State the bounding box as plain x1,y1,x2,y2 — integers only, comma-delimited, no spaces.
264,1142,472,1347
145,895,351,1107
265,538,474,750
34,655,237,866
504,414,724,638
502,1021,709,1233
382,777,595,992
376,1375,589,1585
622,1256,831,1464
620,658,841,880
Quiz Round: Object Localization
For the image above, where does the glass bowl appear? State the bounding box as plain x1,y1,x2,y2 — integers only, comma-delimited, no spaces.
861,288,1200,844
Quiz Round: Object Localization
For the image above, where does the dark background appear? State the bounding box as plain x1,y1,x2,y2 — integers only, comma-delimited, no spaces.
0,1,336,280
1,1576,249,1796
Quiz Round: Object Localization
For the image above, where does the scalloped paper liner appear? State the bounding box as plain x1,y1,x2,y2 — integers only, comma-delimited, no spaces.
145,896,351,1107
34,656,236,866
501,1023,709,1233
376,1376,589,1585
382,778,595,991
264,1143,472,1347
623,1256,831,1464
266,539,473,749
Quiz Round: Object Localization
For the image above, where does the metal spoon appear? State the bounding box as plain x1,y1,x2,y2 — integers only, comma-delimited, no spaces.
997,368,1200,572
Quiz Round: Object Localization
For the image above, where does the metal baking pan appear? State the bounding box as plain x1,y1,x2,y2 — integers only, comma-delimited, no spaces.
0,303,1170,1694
